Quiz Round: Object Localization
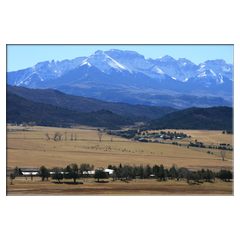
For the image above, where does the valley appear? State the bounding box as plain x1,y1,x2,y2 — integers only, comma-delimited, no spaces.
6,125,233,195
6,47,234,196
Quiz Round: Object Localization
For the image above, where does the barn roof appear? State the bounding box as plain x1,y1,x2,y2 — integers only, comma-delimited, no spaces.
19,168,40,172
22,172,39,175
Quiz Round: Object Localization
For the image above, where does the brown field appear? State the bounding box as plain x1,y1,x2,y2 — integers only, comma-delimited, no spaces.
6,177,233,196
6,125,234,195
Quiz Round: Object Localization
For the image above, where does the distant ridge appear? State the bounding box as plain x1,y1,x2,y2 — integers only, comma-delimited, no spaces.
7,85,178,119
7,92,144,129
143,106,233,131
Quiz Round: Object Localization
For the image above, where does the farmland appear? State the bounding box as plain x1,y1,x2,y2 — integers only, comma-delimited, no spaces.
6,125,234,195
6,177,233,196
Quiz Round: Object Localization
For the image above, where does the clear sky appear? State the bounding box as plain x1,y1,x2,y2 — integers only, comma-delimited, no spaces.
7,44,233,72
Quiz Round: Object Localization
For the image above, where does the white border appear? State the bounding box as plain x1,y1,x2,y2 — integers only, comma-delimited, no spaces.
1,1,239,239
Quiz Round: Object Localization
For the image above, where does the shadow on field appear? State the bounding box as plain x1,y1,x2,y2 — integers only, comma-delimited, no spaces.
52,181,83,185
95,180,109,183
121,179,131,183
188,181,210,185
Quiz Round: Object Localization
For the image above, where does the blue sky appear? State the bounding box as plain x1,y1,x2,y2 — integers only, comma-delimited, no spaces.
7,44,233,72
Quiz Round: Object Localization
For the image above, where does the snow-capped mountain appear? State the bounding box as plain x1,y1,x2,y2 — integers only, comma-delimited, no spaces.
82,50,128,74
7,56,86,87
104,49,166,80
7,49,233,108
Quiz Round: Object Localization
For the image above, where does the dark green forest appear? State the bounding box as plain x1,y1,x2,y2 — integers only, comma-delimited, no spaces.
142,106,233,131
7,93,139,129
7,88,233,131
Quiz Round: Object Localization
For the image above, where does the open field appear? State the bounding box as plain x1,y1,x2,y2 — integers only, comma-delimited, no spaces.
7,126,233,171
6,125,234,195
6,177,233,196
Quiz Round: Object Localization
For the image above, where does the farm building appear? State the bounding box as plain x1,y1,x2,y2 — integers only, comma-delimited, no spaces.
19,168,40,176
83,170,95,177
104,169,114,176
138,138,148,142
84,169,114,176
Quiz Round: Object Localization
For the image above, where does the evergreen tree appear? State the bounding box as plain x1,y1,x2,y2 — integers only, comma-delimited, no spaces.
51,167,63,182
38,166,50,181
94,168,109,182
64,164,80,183
10,174,16,185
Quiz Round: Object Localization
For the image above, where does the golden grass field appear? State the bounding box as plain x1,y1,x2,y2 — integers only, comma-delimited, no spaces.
6,125,234,195
6,177,233,196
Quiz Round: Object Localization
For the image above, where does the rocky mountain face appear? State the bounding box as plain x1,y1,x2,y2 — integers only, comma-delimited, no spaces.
7,49,233,109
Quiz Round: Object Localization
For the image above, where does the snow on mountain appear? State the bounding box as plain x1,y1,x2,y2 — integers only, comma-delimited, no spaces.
7,56,87,87
195,69,223,86
177,58,199,81
6,49,233,107
149,55,186,81
82,50,128,74
197,59,233,81
104,49,166,80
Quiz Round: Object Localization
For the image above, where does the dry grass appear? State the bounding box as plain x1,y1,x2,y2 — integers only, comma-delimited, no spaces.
6,126,233,172
6,126,234,196
6,176,233,196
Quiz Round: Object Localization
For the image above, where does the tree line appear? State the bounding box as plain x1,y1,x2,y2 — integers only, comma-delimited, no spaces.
17,163,232,184
37,164,108,183
107,163,233,183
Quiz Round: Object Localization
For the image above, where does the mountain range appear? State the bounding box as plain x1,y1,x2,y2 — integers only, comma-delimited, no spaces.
7,49,233,109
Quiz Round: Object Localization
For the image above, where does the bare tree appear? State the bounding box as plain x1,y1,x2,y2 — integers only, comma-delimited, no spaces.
54,132,60,141
220,151,226,161
58,133,63,140
71,132,73,141
45,133,50,140
65,132,67,141
110,135,114,142
75,133,77,141
97,131,103,142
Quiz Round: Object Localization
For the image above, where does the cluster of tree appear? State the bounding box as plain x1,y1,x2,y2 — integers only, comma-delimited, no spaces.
156,130,190,139
109,129,192,141
108,130,138,139
107,163,233,183
222,130,233,134
45,132,79,141
189,141,233,151
38,164,108,183
10,163,233,184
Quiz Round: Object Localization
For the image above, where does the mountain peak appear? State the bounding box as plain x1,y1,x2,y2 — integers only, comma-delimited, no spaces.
204,59,227,65
178,58,195,65
158,55,176,61
6,49,233,107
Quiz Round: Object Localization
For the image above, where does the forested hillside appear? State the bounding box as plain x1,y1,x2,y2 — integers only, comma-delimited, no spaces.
7,93,143,128
7,85,177,119
142,106,233,131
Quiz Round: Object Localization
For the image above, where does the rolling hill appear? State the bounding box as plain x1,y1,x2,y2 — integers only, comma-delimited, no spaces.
7,84,178,119
6,93,144,129
142,106,233,131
